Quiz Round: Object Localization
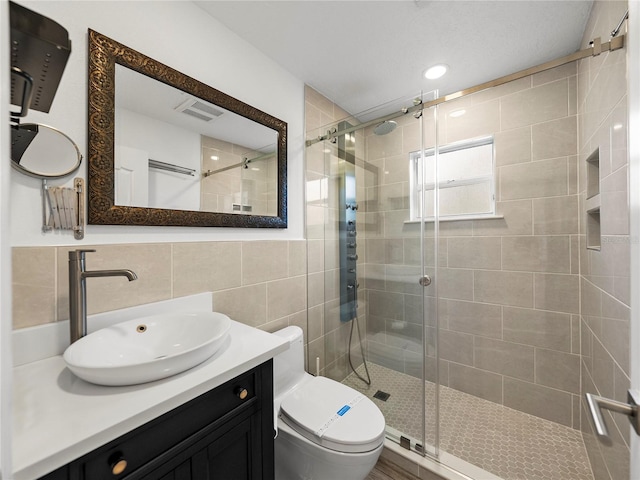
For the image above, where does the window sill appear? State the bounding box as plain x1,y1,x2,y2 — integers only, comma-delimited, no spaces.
404,214,504,224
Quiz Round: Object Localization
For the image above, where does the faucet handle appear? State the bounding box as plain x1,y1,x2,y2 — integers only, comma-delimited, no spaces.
69,249,97,260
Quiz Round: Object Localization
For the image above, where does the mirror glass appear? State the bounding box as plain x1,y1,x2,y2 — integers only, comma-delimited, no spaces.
11,123,82,179
88,29,287,228
115,65,279,215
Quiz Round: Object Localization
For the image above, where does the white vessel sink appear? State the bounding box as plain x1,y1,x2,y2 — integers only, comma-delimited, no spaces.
63,312,231,386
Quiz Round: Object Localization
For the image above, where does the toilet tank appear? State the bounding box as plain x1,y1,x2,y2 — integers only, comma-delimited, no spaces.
272,326,306,397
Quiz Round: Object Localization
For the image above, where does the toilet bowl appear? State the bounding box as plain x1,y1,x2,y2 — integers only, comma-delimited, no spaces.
272,326,385,480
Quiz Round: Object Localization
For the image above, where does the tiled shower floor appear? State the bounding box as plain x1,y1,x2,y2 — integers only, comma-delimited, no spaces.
342,363,594,480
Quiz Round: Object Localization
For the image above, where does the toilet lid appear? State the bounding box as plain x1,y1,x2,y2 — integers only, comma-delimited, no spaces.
280,376,385,453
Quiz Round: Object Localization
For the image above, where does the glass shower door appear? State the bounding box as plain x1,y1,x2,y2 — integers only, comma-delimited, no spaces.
310,92,438,458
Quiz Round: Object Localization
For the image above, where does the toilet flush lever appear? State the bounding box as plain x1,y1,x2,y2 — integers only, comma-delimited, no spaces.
585,390,640,438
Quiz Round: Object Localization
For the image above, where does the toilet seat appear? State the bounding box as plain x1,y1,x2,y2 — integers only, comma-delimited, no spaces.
279,376,385,453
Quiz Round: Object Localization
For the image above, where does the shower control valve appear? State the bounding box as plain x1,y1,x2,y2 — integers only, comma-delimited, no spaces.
347,254,358,261
348,231,357,237
348,242,357,248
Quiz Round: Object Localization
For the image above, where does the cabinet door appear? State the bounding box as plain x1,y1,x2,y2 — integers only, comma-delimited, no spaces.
128,413,261,480
203,416,261,479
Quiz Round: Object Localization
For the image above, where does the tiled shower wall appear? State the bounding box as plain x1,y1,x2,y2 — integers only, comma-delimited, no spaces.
305,85,368,379
577,1,630,479
12,241,307,336
362,64,584,429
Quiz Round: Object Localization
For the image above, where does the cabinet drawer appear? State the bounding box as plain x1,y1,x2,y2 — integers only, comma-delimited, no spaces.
80,368,261,480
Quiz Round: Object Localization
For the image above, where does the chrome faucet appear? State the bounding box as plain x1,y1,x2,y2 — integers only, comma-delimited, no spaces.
69,249,137,343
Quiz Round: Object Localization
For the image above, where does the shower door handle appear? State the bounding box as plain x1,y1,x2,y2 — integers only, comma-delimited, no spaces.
419,275,432,287
585,390,640,438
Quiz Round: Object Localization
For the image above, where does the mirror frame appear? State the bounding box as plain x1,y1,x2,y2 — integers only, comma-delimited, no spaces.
87,29,287,228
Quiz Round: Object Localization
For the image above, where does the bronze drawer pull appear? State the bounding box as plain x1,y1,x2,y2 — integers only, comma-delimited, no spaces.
109,453,127,475
236,387,248,400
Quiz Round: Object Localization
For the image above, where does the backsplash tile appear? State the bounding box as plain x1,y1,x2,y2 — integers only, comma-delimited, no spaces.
12,240,307,336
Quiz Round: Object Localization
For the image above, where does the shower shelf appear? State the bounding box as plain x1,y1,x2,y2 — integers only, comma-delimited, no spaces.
585,148,601,251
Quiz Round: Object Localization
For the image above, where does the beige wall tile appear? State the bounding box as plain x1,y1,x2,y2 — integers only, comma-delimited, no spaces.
499,157,568,200
366,127,403,161
501,79,568,130
533,196,579,235
213,284,266,330
13,247,55,287
448,363,503,404
437,268,474,301
532,116,577,161
307,239,325,274
447,237,501,270
172,242,240,298
535,273,580,314
503,307,572,352
369,290,404,320
439,329,474,366
600,166,629,236
442,99,500,144
266,276,307,321
474,270,533,307
600,317,629,376
242,241,289,285
502,236,571,273
305,85,336,119
386,265,421,295
472,200,533,236
474,337,535,381
494,126,531,167
535,348,580,394
13,247,57,328
57,244,172,320
504,377,573,427
288,241,307,277
439,299,502,339
13,284,56,328
532,62,577,87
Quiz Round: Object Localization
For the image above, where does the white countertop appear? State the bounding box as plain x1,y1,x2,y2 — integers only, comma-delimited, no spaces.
12,320,288,480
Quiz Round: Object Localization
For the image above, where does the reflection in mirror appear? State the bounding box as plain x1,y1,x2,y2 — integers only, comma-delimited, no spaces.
115,65,278,215
88,29,287,228
11,123,82,179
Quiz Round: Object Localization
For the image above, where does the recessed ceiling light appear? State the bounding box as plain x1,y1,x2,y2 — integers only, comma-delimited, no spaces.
450,109,466,118
424,64,448,80
210,155,219,161
613,123,623,130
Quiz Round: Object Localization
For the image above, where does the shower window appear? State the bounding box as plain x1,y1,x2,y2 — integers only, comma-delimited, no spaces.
410,135,495,220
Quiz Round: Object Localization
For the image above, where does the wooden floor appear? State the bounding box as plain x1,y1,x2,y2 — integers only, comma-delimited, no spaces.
366,457,422,480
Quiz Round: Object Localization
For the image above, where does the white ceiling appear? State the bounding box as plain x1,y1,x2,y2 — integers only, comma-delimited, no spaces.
195,0,594,117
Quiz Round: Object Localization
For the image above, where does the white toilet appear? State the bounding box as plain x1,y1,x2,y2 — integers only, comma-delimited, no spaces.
272,326,385,480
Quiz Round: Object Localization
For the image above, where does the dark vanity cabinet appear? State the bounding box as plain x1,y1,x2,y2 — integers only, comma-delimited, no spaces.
40,361,274,480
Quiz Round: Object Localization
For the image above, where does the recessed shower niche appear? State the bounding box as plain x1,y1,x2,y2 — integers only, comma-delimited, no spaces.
585,148,601,251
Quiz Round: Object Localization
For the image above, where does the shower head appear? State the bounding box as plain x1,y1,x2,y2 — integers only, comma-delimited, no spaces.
373,120,397,136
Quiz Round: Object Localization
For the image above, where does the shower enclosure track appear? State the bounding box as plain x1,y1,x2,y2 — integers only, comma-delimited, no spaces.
306,34,625,147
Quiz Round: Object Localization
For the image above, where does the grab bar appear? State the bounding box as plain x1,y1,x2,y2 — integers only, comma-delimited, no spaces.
585,390,640,438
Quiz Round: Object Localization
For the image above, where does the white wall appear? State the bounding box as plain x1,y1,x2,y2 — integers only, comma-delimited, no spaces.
117,108,202,210
10,0,305,246
1,1,12,476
